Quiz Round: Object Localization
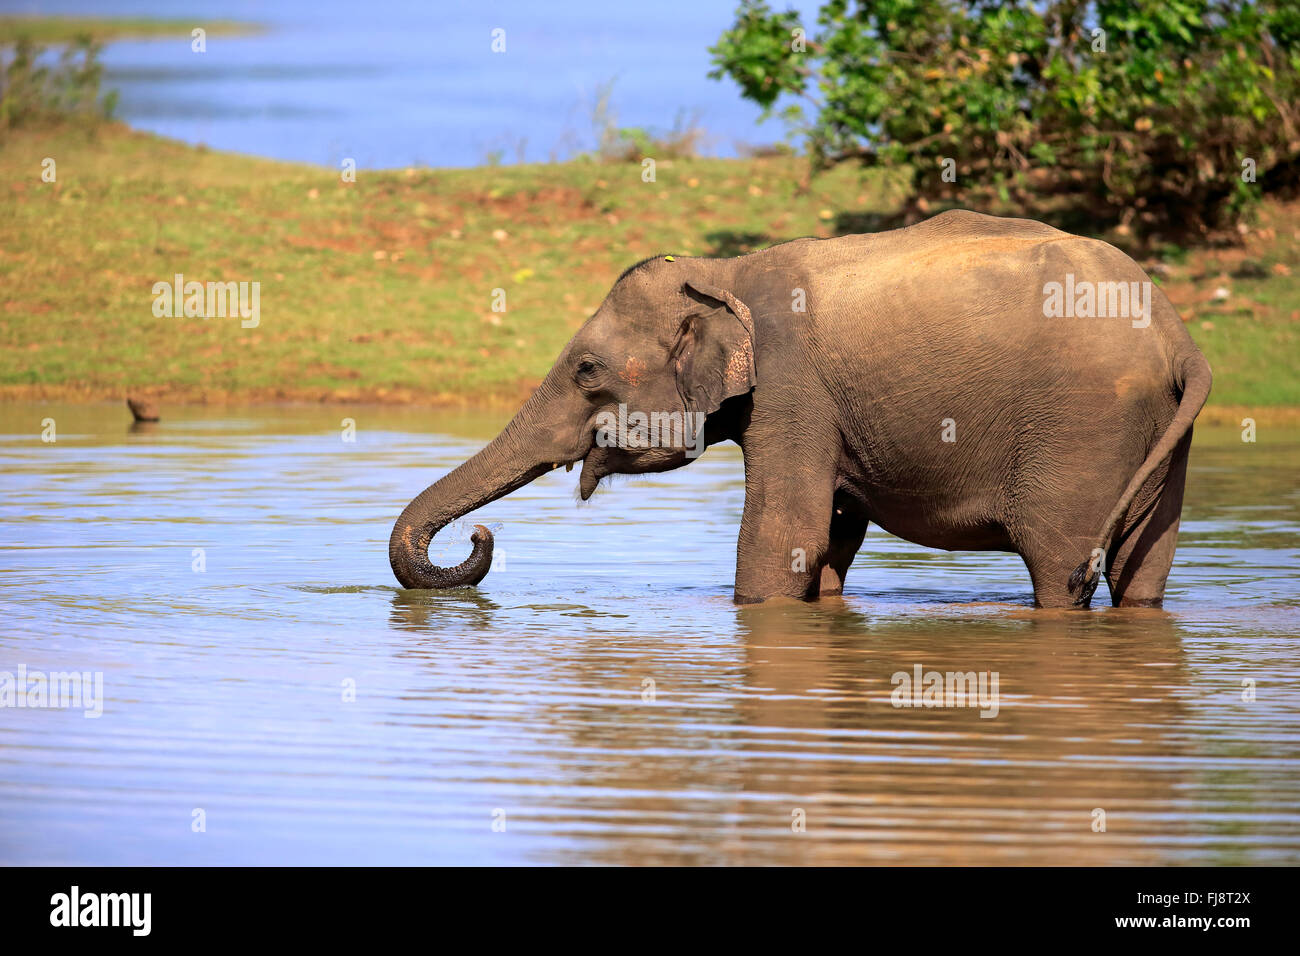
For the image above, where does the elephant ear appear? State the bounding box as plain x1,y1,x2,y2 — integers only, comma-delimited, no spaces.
672,280,756,417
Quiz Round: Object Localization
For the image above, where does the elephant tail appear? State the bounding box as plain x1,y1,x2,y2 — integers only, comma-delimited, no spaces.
1067,349,1213,606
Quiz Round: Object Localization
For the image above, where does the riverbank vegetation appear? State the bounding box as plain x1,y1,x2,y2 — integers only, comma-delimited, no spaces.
4,120,1297,419
0,13,1297,420
0,16,258,45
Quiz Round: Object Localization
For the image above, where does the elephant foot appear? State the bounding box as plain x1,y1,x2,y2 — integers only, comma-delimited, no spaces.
1113,597,1165,609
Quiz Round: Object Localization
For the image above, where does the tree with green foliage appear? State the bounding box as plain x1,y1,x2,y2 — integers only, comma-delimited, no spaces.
710,0,1300,239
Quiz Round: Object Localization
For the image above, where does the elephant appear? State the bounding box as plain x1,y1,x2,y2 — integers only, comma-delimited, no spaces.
390,209,1211,608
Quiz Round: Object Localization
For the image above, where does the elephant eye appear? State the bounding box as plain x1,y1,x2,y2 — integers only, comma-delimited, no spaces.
575,359,604,386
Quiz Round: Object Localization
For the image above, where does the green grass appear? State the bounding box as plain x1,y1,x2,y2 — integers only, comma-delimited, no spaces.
0,122,907,404
0,17,260,44
1164,224,1300,408
0,121,1296,414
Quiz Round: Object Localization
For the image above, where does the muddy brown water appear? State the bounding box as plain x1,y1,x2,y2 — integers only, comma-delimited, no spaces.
1,402,1297,864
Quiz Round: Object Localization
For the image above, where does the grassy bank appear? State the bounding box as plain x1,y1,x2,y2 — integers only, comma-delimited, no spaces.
0,17,259,44
1,122,1297,417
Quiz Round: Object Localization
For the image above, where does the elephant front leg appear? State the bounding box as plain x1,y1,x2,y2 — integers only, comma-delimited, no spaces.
733,461,836,604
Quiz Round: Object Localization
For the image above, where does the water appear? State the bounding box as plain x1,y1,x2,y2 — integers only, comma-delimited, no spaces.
12,0,819,167
1,402,1298,865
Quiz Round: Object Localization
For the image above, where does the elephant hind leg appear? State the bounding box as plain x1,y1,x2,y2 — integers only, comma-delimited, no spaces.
1103,430,1191,608
1020,549,1092,608
1016,516,1105,608
817,510,868,597
1014,429,1192,610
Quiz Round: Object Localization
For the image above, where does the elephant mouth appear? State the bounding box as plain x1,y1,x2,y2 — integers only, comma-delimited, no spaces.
543,428,605,500
572,427,701,500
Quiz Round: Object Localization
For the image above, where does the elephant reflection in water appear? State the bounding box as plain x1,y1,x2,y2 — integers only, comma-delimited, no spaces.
388,589,501,632
434,598,1198,865
722,603,1194,864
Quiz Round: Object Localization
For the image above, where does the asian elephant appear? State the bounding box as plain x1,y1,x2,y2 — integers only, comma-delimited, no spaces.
390,209,1211,608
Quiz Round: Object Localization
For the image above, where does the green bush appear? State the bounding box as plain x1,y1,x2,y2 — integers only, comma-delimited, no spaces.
710,0,1300,238
0,35,116,131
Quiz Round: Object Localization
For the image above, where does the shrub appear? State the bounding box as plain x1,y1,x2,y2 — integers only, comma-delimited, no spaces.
710,0,1300,239
589,79,705,162
0,35,116,132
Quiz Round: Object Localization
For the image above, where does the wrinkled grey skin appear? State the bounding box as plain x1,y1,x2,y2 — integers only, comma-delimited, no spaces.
391,210,1211,607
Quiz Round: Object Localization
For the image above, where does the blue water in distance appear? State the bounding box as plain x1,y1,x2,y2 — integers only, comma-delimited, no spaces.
6,0,819,167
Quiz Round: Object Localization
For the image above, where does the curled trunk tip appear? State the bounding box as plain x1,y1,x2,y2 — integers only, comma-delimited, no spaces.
389,517,495,590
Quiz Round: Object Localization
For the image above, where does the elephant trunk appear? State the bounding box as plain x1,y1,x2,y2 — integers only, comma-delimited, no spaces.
389,415,555,589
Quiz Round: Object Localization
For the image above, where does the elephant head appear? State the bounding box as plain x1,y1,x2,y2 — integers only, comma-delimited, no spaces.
389,255,757,588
